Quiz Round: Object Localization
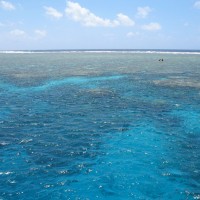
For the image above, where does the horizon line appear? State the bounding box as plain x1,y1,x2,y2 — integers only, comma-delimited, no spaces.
1,48,200,51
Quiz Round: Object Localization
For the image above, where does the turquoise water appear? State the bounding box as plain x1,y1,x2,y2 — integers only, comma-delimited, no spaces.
0,51,200,199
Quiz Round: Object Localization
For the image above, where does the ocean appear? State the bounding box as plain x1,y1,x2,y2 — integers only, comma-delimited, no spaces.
0,50,200,199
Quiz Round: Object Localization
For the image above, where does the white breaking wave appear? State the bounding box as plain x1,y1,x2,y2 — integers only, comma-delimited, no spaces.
0,50,200,55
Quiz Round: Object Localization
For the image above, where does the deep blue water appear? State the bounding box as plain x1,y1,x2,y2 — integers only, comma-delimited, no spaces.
0,52,200,199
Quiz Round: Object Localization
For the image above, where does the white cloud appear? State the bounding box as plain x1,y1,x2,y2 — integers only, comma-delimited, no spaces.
142,22,161,31
10,29,26,36
44,6,63,19
127,32,139,38
34,30,47,39
9,29,47,41
0,0,15,10
117,13,135,26
194,1,200,9
136,6,151,18
65,1,134,27
65,1,117,27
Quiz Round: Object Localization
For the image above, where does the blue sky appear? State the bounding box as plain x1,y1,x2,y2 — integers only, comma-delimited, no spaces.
0,0,200,50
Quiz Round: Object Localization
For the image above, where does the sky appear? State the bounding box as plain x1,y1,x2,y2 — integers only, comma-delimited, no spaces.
0,0,200,50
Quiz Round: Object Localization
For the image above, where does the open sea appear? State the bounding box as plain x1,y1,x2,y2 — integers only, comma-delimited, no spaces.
0,50,200,200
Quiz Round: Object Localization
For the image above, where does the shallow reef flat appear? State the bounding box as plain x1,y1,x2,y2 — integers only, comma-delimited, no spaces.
0,51,200,199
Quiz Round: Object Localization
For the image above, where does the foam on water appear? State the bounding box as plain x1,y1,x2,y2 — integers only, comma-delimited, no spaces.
0,52,200,199
1,49,200,55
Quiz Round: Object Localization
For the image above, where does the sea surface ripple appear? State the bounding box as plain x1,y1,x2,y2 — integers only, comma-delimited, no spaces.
0,51,200,199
